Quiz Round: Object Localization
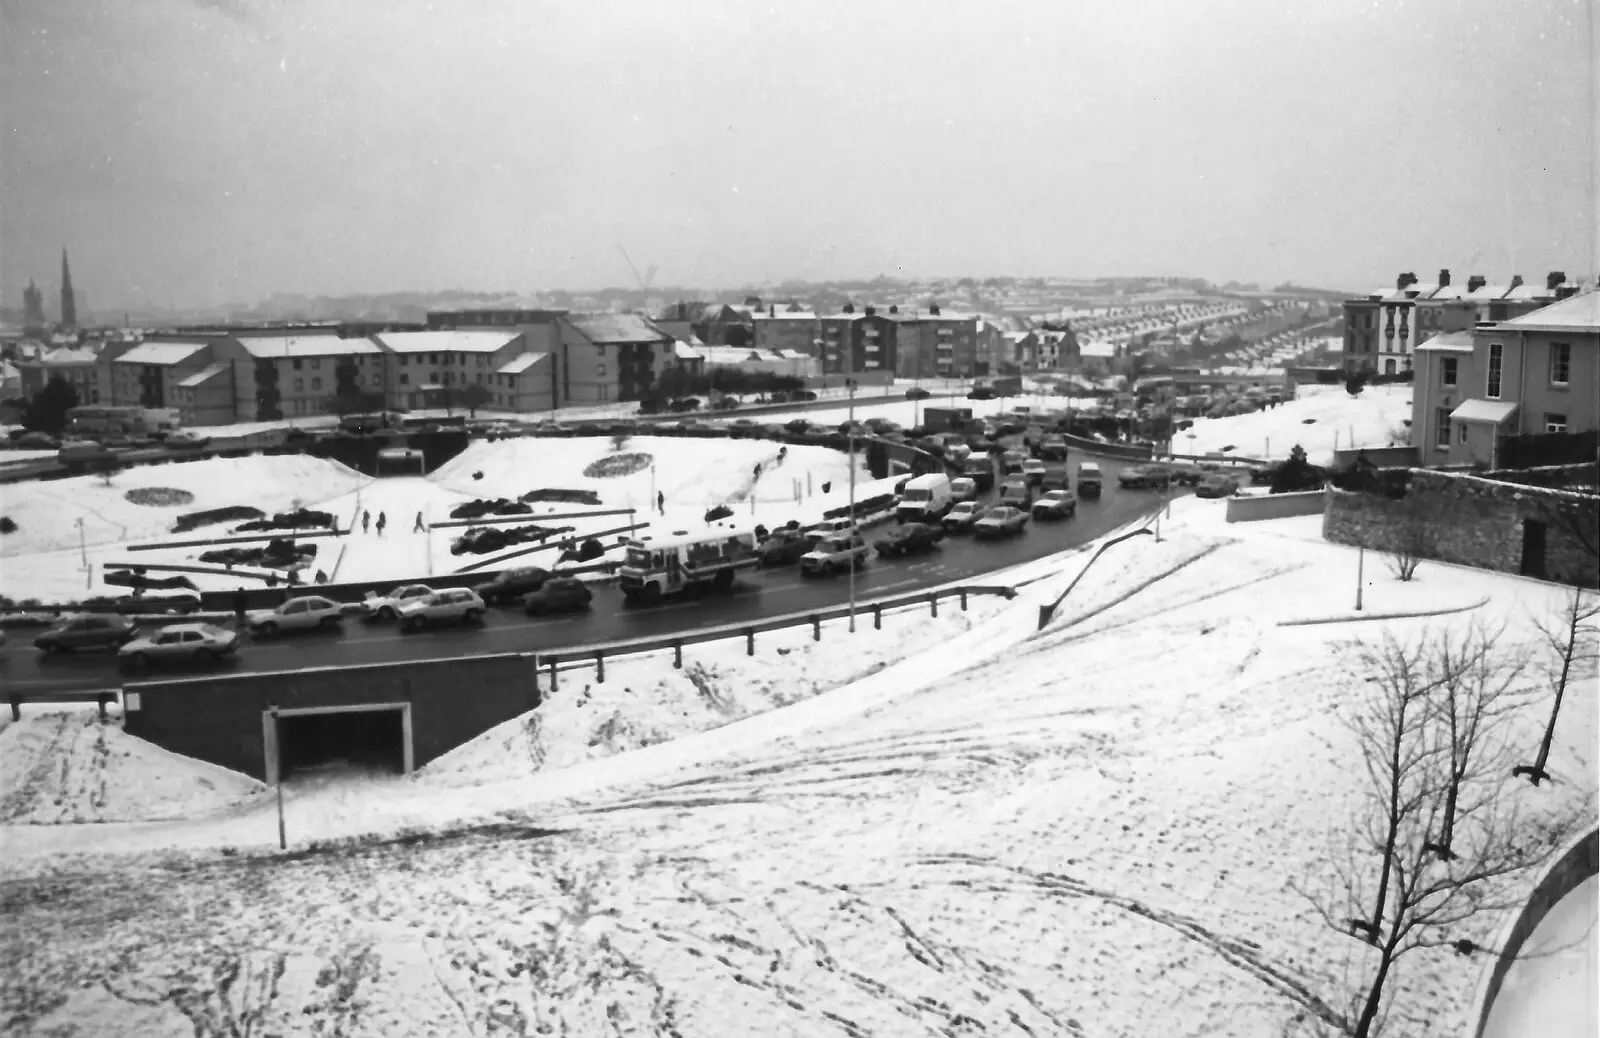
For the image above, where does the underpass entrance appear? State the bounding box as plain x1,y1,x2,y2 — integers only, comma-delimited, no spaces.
262,703,413,785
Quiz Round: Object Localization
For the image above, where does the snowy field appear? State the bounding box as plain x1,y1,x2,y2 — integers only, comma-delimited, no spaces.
1171,383,1413,463
0,436,888,601
2,498,1593,1037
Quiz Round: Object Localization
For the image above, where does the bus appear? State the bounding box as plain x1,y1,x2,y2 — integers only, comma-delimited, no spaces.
65,406,177,440
617,525,760,603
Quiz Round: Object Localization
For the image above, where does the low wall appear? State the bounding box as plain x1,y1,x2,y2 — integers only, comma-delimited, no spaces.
1323,470,1598,588
1331,445,1418,472
122,652,539,781
1468,827,1599,1037
1225,489,1325,523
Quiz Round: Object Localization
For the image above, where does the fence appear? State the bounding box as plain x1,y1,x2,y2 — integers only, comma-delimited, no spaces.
1035,527,1154,628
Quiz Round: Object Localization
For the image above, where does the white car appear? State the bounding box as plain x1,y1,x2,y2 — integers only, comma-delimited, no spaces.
360,583,435,620
396,588,487,631
163,428,210,449
246,595,345,637
119,622,239,668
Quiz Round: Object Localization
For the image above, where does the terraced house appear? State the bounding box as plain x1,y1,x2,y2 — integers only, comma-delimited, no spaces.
559,313,675,403
1412,290,1598,467
371,329,550,412
891,305,980,380
108,339,235,426
816,303,897,381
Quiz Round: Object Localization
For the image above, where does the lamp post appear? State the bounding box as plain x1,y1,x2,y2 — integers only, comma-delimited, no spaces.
1355,544,1365,611
847,376,858,633
270,705,287,850
77,517,89,589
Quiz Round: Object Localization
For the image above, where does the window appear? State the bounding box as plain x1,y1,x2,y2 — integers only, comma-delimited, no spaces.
400,373,409,385
1458,423,1468,444
1486,343,1502,398
1549,343,1571,385
400,355,409,366
1435,408,1451,448
597,364,607,377
311,378,321,391
310,358,321,370
1545,413,1568,434
429,353,438,364
293,358,303,370
293,378,304,392
1385,359,1397,375
1440,357,1458,387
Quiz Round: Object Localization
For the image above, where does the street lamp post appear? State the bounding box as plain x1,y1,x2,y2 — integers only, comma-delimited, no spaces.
77,517,89,589
1355,545,1365,611
847,377,858,633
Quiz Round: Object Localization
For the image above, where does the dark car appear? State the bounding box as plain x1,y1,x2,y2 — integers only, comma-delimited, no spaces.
905,387,932,400
758,528,811,567
967,386,997,400
961,456,996,492
475,566,552,606
1195,473,1242,498
34,613,137,654
873,522,945,557
1037,434,1069,461
787,389,818,402
522,576,594,615
1117,464,1175,490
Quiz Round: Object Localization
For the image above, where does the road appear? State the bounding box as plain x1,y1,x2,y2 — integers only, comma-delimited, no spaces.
2,456,1182,694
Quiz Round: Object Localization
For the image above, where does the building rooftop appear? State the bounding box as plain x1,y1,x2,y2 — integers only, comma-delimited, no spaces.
1450,399,1519,425
1492,289,1599,332
1415,331,1476,353
235,334,382,358
565,313,672,344
752,311,819,321
115,341,209,366
494,353,547,375
34,346,99,365
372,330,523,355
176,363,230,388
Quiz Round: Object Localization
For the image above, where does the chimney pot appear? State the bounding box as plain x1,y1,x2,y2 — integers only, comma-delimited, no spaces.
864,305,876,317
843,303,854,314
1547,271,1567,292
1467,276,1486,293
1438,269,1450,287
1509,275,1523,290
930,304,941,316
889,305,898,314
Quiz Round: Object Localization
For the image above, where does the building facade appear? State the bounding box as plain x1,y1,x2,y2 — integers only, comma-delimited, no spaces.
15,345,117,405
751,308,821,354
371,329,541,411
816,304,897,376
1411,292,1598,468
893,306,979,380
230,333,388,421
109,340,232,424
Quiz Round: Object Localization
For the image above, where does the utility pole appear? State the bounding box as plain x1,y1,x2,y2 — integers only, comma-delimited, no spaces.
1355,544,1365,611
271,706,287,850
847,375,858,633
77,517,89,588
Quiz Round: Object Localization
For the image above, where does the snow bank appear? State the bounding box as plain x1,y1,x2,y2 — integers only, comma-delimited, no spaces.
0,706,268,824
1173,384,1412,464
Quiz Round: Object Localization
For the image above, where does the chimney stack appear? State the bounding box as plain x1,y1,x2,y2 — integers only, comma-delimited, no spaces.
842,302,854,314
1467,275,1486,294
889,304,898,314
1509,275,1523,290
769,304,775,318
929,304,941,316
864,305,876,317
1438,268,1450,288
744,296,762,308
1547,271,1567,292
1396,272,1418,291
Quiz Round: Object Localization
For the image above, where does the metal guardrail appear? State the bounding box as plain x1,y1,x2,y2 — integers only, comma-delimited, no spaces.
1036,527,1155,629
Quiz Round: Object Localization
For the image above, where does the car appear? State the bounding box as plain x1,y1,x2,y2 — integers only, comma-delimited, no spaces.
396,588,487,630
1196,473,1243,498
34,613,137,654
1031,489,1078,520
13,431,59,450
873,522,945,557
474,566,552,606
712,397,741,411
1077,461,1104,497
973,506,1029,539
999,478,1032,510
522,576,594,615
905,387,932,400
948,476,978,502
758,528,811,567
1117,464,1173,490
245,595,345,637
942,500,987,533
864,417,902,435
1167,462,1204,486
1037,434,1069,461
1021,458,1049,486
162,429,211,449
118,622,239,669
967,386,997,400
799,533,870,576
803,517,858,547
359,583,436,620
1001,450,1029,475
787,389,818,402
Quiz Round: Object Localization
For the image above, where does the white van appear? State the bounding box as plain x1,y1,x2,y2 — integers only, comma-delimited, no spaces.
804,516,858,547
1077,461,1103,498
896,473,954,523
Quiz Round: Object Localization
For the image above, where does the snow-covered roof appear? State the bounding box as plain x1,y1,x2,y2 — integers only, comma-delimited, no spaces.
34,346,98,366
373,330,523,355
235,335,382,358
1450,399,1519,424
565,313,671,344
752,310,818,321
1414,331,1475,353
176,363,230,388
1080,341,1117,358
1492,290,1599,332
495,353,548,375
673,342,703,360
114,341,209,366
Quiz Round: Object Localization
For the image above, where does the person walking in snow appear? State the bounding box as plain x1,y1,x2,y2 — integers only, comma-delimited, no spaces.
361,510,371,534
413,510,425,533
656,491,665,515
375,511,387,536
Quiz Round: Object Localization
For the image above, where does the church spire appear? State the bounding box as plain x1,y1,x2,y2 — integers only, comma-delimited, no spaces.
60,248,77,328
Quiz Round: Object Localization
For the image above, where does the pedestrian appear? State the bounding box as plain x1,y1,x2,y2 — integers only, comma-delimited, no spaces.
376,511,387,536
233,588,248,629
362,510,371,534
656,490,665,515
314,569,328,584
413,510,425,533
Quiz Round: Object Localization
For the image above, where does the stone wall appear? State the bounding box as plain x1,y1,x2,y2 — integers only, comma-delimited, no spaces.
1323,470,1598,588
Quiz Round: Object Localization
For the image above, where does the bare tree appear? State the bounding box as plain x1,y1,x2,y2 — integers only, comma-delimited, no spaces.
1298,630,1585,1038
1383,497,1432,582
1515,588,1600,786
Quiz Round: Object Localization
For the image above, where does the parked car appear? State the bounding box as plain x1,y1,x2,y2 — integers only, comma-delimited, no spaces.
967,386,997,400
163,429,211,450
973,506,1030,539
1196,473,1243,498
359,583,435,620
474,566,552,606
1021,458,1048,487
942,500,987,533
13,431,59,450
1031,489,1078,520
787,389,818,402
396,588,487,631
905,387,932,400
34,613,137,654
799,533,870,576
948,476,978,502
758,528,811,567
246,596,345,637
874,522,945,557
522,576,593,615
118,622,239,669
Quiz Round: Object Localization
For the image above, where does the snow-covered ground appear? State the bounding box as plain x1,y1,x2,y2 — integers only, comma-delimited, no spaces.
743,391,1107,430
1171,383,1412,463
0,437,891,601
3,497,1593,1037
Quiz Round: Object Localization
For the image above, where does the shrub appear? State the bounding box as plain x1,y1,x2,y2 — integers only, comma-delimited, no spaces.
704,504,734,523
0,516,15,535
1269,445,1326,494
519,488,603,506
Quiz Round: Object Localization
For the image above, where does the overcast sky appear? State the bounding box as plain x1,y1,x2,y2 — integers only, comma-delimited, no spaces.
1,0,1593,311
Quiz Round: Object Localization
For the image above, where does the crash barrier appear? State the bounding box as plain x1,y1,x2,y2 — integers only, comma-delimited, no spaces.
1060,433,1151,462
1036,527,1155,629
1165,451,1266,468
1467,826,1598,1037
1224,489,1326,523
1329,445,1418,472
531,583,1019,691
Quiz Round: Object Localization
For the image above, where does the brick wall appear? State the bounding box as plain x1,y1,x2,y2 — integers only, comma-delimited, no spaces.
1323,470,1598,588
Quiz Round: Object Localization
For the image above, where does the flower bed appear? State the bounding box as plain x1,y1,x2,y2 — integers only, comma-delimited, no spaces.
519,488,604,506
450,523,578,556
123,487,196,507
582,451,654,479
